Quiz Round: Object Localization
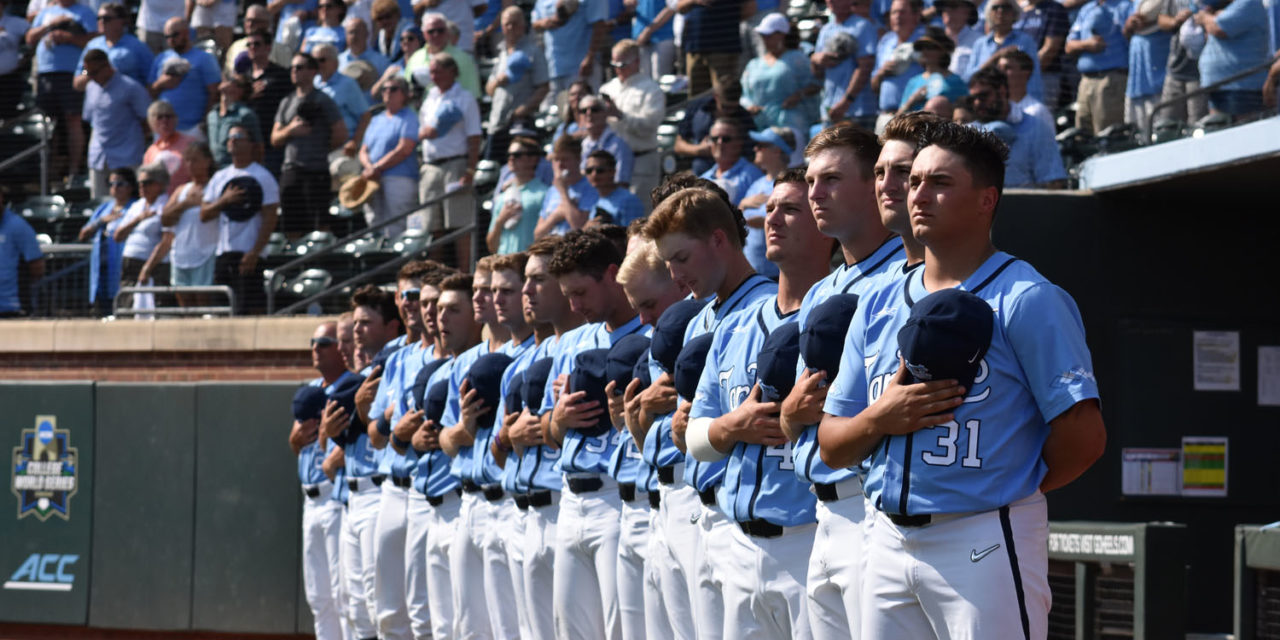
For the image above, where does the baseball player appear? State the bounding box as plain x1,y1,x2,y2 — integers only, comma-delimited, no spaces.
507,236,586,640
609,241,690,640
541,229,650,640
774,123,906,640
319,285,403,640
818,121,1106,639
682,168,838,637
291,320,359,640
366,262,442,640
640,186,778,639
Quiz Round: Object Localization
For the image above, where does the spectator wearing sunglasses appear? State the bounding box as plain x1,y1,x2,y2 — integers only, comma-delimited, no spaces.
360,74,421,238
203,124,281,314
74,2,154,88
144,99,196,196
963,0,1045,101
302,0,348,54
583,150,644,229
78,169,137,315
405,13,480,97
698,118,764,209
244,28,293,174
600,38,665,214
486,137,548,254
208,72,264,168
313,43,370,135
577,94,634,187
147,17,221,137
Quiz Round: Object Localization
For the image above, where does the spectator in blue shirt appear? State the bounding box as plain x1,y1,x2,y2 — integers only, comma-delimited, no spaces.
27,0,98,179
359,75,420,238
738,126,797,279
0,0,29,120
1195,0,1271,118
1066,0,1133,134
75,3,153,88
873,0,927,131
969,67,1067,187
699,118,766,207
633,0,676,79
1121,0,1175,137
536,135,600,237
0,189,45,317
314,43,370,135
742,13,820,135
341,16,390,76
1014,0,1070,107
370,0,414,63
901,27,970,112
486,136,548,254
78,169,136,315
577,94,635,186
813,0,880,128
531,0,606,98
583,150,645,228
148,17,222,134
674,84,758,175
82,49,152,199
964,0,1045,99
301,0,348,53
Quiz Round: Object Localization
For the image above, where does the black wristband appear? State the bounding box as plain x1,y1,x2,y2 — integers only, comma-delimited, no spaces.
376,415,392,436
392,434,411,450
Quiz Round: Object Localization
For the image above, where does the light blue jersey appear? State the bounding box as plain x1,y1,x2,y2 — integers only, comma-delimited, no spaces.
680,275,779,490
412,358,461,498
469,334,537,485
371,341,435,478
792,236,907,485
443,341,491,481
518,335,571,491
692,297,817,526
546,317,650,475
824,252,1100,515
500,337,555,493
298,371,359,489
341,339,404,478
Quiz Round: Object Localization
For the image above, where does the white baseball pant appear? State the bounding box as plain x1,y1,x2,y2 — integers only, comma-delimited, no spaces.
479,496,522,639
722,520,817,639
807,482,867,640
616,496,650,640
405,491,433,640
553,478,623,640
424,492,462,640
499,502,531,639
342,481,381,639
450,491,493,639
654,481,700,640
522,493,560,640
861,491,1051,640
374,482,412,640
693,502,731,640
302,488,345,640
642,502,676,640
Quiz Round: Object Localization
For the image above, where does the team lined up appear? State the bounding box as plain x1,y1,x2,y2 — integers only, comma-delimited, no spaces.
289,114,1106,640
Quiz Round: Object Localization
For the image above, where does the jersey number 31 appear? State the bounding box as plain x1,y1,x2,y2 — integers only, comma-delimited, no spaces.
920,419,983,468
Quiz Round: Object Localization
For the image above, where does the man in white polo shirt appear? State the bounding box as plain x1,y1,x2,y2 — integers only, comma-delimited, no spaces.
418,51,481,269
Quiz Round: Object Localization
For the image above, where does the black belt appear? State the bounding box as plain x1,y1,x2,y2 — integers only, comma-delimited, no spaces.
618,482,637,502
426,488,462,506
886,512,932,527
515,494,530,510
698,487,716,506
304,486,321,498
347,475,385,491
567,476,604,494
389,475,411,488
482,483,505,502
1082,69,1124,78
648,490,661,509
461,479,483,493
527,489,553,508
738,518,785,539
373,474,386,486
427,154,466,166
813,482,845,503
657,465,678,484
634,148,657,157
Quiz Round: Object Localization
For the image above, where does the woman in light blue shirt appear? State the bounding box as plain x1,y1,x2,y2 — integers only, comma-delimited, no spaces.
900,28,970,111
741,13,819,134
78,168,136,315
486,137,548,255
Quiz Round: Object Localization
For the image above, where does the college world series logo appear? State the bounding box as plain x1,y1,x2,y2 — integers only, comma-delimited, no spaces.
11,415,78,521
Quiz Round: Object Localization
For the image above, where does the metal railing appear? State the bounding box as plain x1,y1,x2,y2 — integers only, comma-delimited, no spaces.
265,185,476,315
1146,52,1280,139
112,286,236,317
0,108,52,196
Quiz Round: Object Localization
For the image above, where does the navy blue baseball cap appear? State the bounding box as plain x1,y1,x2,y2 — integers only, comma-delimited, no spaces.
674,332,714,402
424,379,449,426
327,373,363,416
897,288,994,392
570,348,613,438
411,358,452,412
607,335,652,394
220,175,264,222
651,299,708,373
465,353,514,431
521,357,555,414
292,385,328,422
800,293,860,379
505,370,526,415
633,349,652,388
756,322,802,404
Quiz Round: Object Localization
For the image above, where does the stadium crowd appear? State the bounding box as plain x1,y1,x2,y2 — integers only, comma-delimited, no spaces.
2,0,1279,318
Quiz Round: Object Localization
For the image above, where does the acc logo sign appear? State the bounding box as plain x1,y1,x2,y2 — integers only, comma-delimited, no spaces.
4,554,79,591
11,415,79,521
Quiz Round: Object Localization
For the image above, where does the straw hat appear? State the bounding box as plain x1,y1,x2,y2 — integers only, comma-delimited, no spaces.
339,175,380,209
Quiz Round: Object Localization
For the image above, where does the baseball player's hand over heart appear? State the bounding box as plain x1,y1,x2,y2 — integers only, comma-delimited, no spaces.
289,419,320,452
552,390,603,430
605,380,627,430
458,379,490,434
780,369,829,440
497,411,520,451
671,401,692,453
355,365,383,418
864,357,965,436
321,445,344,480
551,373,568,403
413,420,441,451
641,373,678,415
716,384,787,448
319,400,350,439
509,411,545,447
393,409,425,444
623,377,647,433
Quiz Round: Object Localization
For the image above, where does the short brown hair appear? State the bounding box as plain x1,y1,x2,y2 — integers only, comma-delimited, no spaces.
775,167,807,187
475,254,501,274
440,272,474,293
371,0,400,20
552,135,582,157
643,188,743,249
880,111,944,147
526,235,561,259
350,284,398,323
548,230,623,280
650,173,746,245
490,252,529,278
805,122,882,180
